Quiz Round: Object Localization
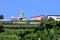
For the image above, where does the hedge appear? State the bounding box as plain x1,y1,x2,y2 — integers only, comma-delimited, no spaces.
0,35,20,40
0,29,34,35
3,25,39,29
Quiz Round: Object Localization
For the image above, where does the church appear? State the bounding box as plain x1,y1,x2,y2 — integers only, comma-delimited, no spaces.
10,10,27,21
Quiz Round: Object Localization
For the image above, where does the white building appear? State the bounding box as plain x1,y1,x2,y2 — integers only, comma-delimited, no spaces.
47,15,60,21
18,10,24,19
10,16,16,20
18,10,28,21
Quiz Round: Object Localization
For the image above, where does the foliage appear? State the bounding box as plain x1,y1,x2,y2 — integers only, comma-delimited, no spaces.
3,25,38,29
0,15,4,19
47,17,55,21
0,35,20,40
0,25,4,32
0,18,60,40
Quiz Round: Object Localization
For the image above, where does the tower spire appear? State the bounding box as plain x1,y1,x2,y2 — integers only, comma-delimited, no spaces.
20,10,23,13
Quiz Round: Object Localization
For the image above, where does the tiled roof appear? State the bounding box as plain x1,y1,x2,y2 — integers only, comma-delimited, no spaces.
31,15,45,18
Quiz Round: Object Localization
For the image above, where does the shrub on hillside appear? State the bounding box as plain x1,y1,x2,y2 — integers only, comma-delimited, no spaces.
0,25,4,32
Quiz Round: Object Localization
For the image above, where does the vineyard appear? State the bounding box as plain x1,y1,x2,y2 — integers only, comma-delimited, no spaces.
0,18,60,40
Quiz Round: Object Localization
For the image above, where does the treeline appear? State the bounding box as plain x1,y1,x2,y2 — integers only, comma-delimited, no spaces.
0,18,60,40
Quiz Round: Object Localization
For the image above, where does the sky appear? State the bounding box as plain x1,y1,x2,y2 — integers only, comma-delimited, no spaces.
0,0,60,19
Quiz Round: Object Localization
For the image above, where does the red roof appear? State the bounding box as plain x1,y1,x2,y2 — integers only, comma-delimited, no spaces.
31,15,45,18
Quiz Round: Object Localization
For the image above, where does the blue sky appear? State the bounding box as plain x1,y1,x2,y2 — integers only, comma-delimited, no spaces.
0,0,60,19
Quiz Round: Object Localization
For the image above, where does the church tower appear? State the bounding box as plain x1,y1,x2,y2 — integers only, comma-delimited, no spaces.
18,10,24,20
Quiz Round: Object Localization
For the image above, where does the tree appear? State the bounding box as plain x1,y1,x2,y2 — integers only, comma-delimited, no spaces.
47,17,55,21
0,15,4,19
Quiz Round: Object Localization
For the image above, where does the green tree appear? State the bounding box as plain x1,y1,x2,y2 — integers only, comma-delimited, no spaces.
47,17,55,21
0,15,4,19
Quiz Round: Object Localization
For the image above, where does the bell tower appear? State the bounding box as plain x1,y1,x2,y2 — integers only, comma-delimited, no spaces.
19,10,24,20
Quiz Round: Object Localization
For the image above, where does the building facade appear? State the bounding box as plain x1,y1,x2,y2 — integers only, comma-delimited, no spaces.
10,16,16,20
47,15,60,21
31,15,46,20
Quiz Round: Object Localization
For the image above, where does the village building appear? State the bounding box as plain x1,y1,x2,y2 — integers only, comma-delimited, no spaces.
18,10,24,20
18,10,27,21
47,15,60,21
10,16,16,20
10,10,27,21
31,15,46,20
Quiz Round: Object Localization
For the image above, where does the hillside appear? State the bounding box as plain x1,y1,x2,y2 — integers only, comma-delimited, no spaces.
0,18,60,40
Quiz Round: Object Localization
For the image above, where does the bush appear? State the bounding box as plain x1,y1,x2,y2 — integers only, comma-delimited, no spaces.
0,25,4,32
0,35,20,40
4,25,39,29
